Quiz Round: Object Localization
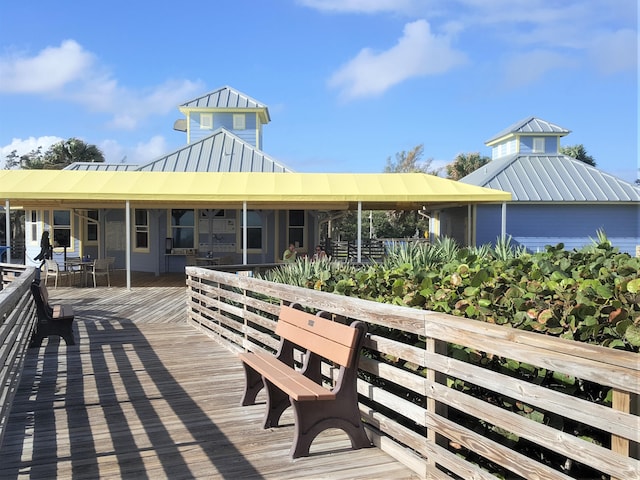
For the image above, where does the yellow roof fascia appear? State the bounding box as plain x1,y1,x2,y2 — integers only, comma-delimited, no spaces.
0,170,511,207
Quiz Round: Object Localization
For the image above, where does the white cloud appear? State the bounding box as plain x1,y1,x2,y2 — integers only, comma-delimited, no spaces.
298,0,414,13
0,40,94,94
0,40,205,130
328,20,467,100
588,29,638,75
502,49,578,88
0,136,63,167
99,136,169,165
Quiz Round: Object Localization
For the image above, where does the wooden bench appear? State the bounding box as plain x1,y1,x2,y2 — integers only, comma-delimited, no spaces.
29,280,75,348
239,304,371,458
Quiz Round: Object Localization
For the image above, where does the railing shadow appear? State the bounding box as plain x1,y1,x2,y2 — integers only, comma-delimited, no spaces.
0,304,264,479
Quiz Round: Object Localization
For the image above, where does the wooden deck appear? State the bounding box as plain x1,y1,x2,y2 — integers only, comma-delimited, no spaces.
0,275,419,479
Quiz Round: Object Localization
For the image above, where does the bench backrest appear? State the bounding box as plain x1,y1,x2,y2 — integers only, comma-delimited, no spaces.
276,305,362,368
30,281,52,320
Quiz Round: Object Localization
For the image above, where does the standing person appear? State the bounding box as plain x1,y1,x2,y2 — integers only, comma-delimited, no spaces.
312,245,327,261
282,243,297,263
34,231,52,264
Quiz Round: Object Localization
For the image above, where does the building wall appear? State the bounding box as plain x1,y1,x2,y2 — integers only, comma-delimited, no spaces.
189,112,258,145
475,203,639,255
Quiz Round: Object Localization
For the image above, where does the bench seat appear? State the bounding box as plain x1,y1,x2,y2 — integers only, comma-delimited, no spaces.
239,304,371,458
29,280,75,348
239,351,336,401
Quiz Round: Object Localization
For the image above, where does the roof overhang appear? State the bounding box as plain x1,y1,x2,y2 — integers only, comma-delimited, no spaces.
0,170,511,210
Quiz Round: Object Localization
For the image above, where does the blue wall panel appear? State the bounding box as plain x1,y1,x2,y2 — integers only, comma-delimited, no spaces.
476,203,639,255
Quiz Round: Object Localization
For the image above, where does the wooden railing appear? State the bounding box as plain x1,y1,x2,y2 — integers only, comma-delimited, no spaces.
0,264,37,448
186,266,639,480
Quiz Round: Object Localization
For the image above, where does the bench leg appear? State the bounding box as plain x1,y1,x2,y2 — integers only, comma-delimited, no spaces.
263,378,291,428
240,363,264,406
29,319,75,348
289,397,371,458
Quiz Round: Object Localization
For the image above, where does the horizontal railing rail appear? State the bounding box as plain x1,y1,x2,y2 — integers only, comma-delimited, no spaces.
0,264,37,449
186,266,639,480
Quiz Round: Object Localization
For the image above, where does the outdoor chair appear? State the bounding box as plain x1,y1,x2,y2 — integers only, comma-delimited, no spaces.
88,258,111,287
44,259,68,289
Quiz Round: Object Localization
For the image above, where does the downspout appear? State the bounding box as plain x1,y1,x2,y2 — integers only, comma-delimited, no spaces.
5,200,11,263
242,201,247,265
126,200,131,290
501,202,507,240
357,201,362,263
467,204,472,247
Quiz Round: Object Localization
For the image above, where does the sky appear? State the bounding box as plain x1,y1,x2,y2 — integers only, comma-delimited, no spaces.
0,0,637,183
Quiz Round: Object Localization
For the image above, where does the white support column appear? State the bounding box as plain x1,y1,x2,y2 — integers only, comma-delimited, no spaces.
126,200,131,290
357,201,362,263
5,200,11,263
501,202,507,240
467,204,472,247
243,201,248,265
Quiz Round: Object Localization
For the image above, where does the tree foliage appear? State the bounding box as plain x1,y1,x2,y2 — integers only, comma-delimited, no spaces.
446,152,491,180
559,144,596,167
383,144,439,174
4,138,105,170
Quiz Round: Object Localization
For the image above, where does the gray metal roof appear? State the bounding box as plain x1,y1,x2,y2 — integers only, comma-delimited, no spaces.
180,85,270,121
461,154,640,202
485,116,570,144
64,162,139,171
136,128,293,173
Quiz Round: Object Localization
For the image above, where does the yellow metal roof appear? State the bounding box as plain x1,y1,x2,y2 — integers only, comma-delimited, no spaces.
0,170,510,209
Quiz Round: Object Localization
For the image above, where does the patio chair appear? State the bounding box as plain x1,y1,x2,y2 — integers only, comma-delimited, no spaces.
44,259,68,289
88,258,111,287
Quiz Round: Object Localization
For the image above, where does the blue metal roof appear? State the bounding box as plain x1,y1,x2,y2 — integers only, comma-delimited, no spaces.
180,85,270,122
136,128,292,173
461,154,640,202
64,162,139,171
485,116,570,145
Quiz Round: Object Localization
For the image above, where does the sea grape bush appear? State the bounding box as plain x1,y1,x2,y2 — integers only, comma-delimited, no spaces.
265,236,640,351
262,236,639,477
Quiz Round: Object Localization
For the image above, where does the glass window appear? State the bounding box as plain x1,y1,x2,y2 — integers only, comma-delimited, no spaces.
288,210,305,248
30,210,38,243
134,209,149,250
86,210,98,243
171,209,194,249
233,114,246,130
52,210,71,248
241,210,262,250
533,137,545,153
200,113,213,130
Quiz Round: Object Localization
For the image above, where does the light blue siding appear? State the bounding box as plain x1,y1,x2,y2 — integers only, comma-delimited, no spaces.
475,203,639,255
190,112,258,146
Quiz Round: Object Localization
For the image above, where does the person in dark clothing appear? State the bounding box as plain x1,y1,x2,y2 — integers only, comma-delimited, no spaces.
34,231,52,263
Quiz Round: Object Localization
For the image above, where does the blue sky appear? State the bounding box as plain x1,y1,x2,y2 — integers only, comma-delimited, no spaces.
0,0,637,182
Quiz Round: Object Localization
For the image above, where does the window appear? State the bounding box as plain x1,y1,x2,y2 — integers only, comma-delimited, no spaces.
200,113,213,130
233,114,246,130
30,210,38,244
170,209,194,249
52,210,71,248
533,137,545,153
288,210,305,248
134,209,149,251
86,210,98,243
240,210,262,250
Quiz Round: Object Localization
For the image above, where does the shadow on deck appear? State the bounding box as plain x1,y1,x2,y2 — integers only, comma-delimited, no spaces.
0,284,418,479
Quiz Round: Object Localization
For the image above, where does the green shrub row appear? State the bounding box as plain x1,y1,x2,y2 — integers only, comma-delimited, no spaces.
264,236,640,352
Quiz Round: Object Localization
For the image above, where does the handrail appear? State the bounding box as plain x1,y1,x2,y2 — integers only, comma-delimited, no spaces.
0,264,37,449
186,266,639,480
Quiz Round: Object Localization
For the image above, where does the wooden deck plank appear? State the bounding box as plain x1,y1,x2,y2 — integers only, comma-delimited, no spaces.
0,279,419,479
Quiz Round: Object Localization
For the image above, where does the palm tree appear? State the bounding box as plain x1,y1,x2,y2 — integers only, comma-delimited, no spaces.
559,144,596,167
446,152,490,180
